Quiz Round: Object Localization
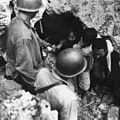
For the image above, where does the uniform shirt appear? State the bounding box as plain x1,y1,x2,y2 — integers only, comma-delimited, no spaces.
6,15,44,85
34,68,78,120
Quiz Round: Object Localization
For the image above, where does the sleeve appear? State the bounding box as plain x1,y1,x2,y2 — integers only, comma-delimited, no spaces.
60,99,78,120
106,40,114,71
78,71,90,91
15,38,37,81
34,68,52,88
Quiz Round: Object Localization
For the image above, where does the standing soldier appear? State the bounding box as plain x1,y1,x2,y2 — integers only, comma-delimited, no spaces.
6,0,46,94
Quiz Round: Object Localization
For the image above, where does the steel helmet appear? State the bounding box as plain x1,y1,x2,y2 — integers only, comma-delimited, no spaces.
16,0,42,12
55,48,87,78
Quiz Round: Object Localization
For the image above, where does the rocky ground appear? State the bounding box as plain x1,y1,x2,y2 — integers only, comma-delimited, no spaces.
78,85,119,120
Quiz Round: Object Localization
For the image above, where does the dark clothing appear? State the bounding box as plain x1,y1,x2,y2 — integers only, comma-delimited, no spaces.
9,0,16,20
51,38,80,57
34,10,84,45
0,26,8,52
35,11,69,45
0,56,6,67
11,11,16,20
61,39,80,49
109,51,120,85
92,37,111,79
6,15,44,85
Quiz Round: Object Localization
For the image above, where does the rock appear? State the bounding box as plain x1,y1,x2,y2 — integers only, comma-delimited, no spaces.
39,99,58,120
107,106,119,120
1,79,22,95
0,90,58,120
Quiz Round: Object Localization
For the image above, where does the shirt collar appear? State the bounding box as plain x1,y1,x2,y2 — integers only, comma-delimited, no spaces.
17,15,36,31
97,34,102,38
51,70,69,85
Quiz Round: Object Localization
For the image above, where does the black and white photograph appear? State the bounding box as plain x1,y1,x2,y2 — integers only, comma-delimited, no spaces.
0,0,120,119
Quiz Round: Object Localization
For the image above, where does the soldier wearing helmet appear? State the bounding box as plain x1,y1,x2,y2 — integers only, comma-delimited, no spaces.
16,0,43,12
55,48,87,78
34,48,89,120
5,0,50,93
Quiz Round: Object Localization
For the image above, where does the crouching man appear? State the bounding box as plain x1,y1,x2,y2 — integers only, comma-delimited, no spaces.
35,48,88,120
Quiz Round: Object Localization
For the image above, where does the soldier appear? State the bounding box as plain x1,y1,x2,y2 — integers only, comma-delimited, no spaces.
35,48,89,120
6,0,46,94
